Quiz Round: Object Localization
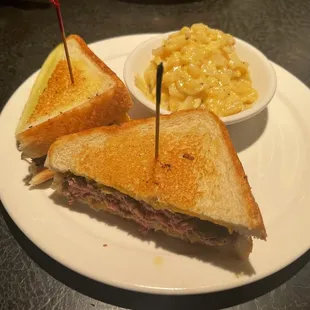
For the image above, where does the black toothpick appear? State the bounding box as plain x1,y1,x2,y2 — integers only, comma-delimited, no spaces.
155,62,164,160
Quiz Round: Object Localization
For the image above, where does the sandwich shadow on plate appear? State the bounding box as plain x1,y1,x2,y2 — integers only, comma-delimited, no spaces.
128,97,155,120
228,108,269,153
50,192,255,276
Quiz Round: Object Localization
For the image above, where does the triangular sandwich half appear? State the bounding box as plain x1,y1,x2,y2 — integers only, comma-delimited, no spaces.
15,34,132,185
46,109,266,259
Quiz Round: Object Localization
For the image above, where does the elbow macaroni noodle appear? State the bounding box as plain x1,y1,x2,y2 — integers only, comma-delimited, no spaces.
135,23,258,117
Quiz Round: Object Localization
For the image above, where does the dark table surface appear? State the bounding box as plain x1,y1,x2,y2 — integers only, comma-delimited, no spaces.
1,0,310,309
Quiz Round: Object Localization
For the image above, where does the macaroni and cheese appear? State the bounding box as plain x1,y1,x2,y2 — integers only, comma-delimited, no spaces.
135,23,258,117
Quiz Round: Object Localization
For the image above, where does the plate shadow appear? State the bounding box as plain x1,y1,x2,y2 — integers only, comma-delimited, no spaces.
128,97,155,120
50,192,255,276
228,108,269,153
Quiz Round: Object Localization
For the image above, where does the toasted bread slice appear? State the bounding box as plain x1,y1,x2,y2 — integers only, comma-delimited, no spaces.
16,34,132,159
29,168,54,187
46,109,266,240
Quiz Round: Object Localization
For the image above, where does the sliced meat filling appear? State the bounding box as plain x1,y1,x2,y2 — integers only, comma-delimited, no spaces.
56,173,239,247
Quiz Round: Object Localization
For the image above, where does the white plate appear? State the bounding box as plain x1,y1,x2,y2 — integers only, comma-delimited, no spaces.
0,34,310,295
